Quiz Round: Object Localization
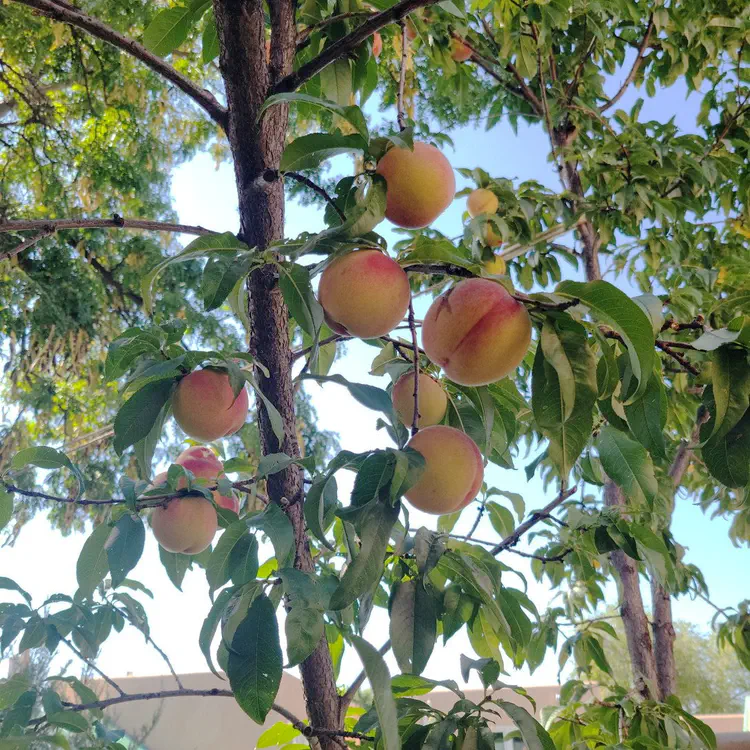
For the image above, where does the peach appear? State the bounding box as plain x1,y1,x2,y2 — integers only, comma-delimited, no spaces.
376,141,455,229
450,38,472,62
391,371,448,428
175,446,239,514
482,223,503,248
422,278,531,386
317,250,410,338
405,20,417,41
403,426,483,514
172,369,249,442
467,188,498,218
151,494,218,555
484,253,506,275
372,32,383,59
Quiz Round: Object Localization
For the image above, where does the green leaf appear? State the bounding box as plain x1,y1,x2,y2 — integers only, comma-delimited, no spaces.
706,347,750,441
141,232,249,313
1,689,36,736
623,368,668,460
242,373,285,446
329,500,399,611
285,606,324,667
389,580,438,675
207,522,253,595
350,635,399,750
423,719,458,750
202,254,256,312
247,503,295,568
11,447,73,473
227,594,283,724
492,699,556,750
302,374,393,415
199,587,234,679
539,320,576,420
531,318,597,477
76,523,111,599
278,264,324,337
201,9,219,63
701,404,750,488
113,379,174,455
673,707,717,750
0,488,13,532
159,547,192,591
46,711,88,733
320,57,352,107
260,93,369,141
0,676,32,710
134,397,171,479
142,5,194,56
556,280,655,402
280,133,367,172
106,514,145,588
487,502,515,538
597,426,658,504
0,577,32,605
304,475,339,550
257,722,303,749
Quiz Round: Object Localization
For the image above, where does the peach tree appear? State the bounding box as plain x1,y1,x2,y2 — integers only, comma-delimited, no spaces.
0,0,749,748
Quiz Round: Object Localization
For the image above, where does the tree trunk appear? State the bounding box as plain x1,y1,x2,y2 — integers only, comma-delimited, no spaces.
213,0,340,740
553,125,659,699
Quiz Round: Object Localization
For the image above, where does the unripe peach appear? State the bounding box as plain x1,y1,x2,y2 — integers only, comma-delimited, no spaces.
422,278,531,386
392,372,448,428
450,38,472,62
404,426,483,514
405,20,417,41
151,495,218,554
467,188,498,218
318,250,410,338
372,32,383,58
172,369,249,442
175,446,239,514
482,223,503,248
484,253,506,275
376,141,455,229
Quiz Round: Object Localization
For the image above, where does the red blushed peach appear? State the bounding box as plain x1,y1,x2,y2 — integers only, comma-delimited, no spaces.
175,446,239,514
376,142,456,229
151,495,218,555
450,38,473,62
391,372,448,428
318,250,411,338
422,278,532,386
372,32,383,58
403,425,484,514
172,369,249,442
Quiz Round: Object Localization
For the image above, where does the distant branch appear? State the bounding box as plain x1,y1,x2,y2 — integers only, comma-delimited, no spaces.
600,14,654,113
273,0,441,94
490,486,577,555
0,216,216,260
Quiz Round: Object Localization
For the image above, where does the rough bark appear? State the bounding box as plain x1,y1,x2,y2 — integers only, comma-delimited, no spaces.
213,0,340,741
604,483,659,699
554,124,658,698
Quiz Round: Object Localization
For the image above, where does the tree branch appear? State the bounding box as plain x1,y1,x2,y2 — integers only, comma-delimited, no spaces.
8,0,228,127
273,0,441,94
397,20,408,132
280,171,347,223
340,640,392,712
407,297,420,436
490,486,576,555
600,14,654,113
296,11,377,46
60,636,125,697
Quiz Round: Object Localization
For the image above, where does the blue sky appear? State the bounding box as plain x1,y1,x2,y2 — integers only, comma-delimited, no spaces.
1,69,745,693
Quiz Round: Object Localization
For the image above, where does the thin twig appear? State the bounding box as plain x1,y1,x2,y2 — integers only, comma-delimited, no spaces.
297,11,377,45
490,486,576,555
655,340,700,376
397,20,408,131
1,228,55,260
340,639,392,711
407,297,420,436
274,0,442,94
600,14,654,113
447,533,570,562
282,171,347,223
8,0,227,127
60,637,125,697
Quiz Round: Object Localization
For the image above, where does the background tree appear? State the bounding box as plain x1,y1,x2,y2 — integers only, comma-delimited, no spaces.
0,0,749,748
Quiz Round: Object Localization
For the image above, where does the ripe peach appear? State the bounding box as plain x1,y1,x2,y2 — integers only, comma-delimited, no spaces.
482,223,503,248
403,426,483,514
151,495,218,555
467,188,498,218
376,141,455,229
372,32,383,59
450,38,472,62
484,253,506,275
405,20,417,41
172,369,249,442
318,250,410,338
175,446,239,514
391,371,448,428
422,278,531,386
